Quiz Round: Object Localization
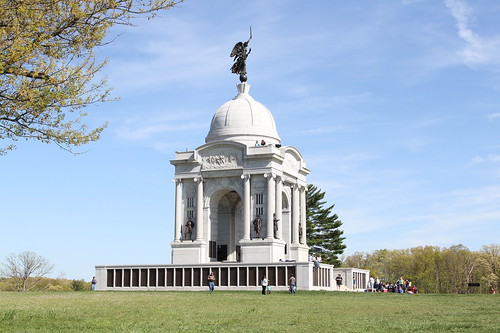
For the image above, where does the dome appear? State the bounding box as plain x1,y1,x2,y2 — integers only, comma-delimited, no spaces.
205,83,281,145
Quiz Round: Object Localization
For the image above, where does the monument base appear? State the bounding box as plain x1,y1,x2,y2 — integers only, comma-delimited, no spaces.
171,240,207,264
238,238,286,262
94,262,370,292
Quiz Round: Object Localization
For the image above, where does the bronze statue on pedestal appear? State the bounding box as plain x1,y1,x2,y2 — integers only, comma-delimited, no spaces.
230,27,252,83
253,215,262,239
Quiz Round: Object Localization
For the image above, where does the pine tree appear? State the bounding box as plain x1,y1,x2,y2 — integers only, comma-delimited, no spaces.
306,184,346,267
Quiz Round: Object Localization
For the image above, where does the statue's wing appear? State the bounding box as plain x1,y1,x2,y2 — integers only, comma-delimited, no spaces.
230,42,243,57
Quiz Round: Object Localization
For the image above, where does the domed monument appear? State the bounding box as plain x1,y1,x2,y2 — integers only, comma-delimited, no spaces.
171,82,309,264
95,33,369,291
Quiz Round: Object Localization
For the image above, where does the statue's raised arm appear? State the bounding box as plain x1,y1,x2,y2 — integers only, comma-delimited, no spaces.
230,27,252,82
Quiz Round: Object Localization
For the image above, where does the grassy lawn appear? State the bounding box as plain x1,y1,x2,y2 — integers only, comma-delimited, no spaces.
0,291,498,332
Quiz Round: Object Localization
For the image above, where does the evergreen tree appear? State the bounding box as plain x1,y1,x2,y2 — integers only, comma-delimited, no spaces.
306,184,346,267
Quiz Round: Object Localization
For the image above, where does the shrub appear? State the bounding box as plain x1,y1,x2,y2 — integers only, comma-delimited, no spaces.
70,279,85,291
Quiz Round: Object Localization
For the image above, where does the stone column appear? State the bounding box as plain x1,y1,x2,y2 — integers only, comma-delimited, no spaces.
300,185,307,245
174,179,182,241
265,173,275,239
292,184,300,244
195,177,204,241
241,174,251,240
275,177,283,239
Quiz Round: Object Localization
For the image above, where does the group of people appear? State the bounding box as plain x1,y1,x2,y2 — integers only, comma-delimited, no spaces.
261,274,296,294
254,140,267,146
367,276,418,294
309,255,322,268
206,272,297,294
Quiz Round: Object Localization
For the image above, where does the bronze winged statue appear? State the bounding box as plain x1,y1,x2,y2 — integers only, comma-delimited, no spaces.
230,27,252,82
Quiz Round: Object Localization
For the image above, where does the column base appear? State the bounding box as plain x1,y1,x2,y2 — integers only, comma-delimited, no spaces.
289,243,309,262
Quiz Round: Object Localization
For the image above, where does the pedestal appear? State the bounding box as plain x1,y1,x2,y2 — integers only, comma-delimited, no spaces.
289,243,309,262
238,238,286,263
171,240,207,264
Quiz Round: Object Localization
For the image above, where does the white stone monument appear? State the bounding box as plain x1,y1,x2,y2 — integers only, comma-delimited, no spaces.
94,37,370,291
170,82,310,265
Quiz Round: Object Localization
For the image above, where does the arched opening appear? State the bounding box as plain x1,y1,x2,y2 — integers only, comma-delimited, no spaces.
210,190,242,262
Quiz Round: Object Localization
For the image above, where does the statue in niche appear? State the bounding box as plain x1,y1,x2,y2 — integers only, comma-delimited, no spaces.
273,213,279,239
252,215,262,239
184,218,194,241
299,223,303,243
230,27,252,82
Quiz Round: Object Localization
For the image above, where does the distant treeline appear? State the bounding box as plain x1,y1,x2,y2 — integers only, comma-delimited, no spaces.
343,244,499,294
0,277,92,292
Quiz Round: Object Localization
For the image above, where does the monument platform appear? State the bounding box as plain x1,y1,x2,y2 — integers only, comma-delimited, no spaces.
95,262,368,291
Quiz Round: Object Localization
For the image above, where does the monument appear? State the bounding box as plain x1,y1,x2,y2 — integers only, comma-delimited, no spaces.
95,34,369,291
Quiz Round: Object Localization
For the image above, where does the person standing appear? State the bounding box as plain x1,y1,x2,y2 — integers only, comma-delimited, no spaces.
208,272,216,294
368,276,375,292
398,277,405,293
289,274,296,293
91,276,97,291
335,274,343,290
261,276,268,295
374,277,380,291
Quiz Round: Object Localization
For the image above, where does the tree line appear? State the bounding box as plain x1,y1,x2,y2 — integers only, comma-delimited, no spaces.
343,244,499,294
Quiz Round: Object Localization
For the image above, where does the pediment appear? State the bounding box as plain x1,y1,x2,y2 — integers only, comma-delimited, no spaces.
283,149,303,173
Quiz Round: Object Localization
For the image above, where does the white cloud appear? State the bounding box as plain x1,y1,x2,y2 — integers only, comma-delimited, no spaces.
445,0,500,66
116,122,206,141
344,183,500,252
471,154,500,164
298,125,357,136
413,117,448,128
401,0,429,4
487,112,500,120
274,92,375,117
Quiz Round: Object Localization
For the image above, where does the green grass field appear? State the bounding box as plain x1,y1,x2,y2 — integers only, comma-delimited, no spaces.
0,291,498,332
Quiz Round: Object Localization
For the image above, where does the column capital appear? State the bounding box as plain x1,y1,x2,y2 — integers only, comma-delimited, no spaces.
291,182,305,190
264,172,276,180
173,178,182,184
241,174,251,180
193,176,204,183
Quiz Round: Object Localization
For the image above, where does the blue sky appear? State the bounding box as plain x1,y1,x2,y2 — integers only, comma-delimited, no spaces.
2,0,500,280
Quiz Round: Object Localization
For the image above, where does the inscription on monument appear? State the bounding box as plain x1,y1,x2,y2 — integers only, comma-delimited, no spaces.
200,147,243,170
203,154,237,168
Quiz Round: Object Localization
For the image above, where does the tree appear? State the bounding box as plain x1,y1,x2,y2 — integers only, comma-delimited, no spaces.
0,0,182,154
477,244,500,293
306,184,346,267
343,251,372,269
441,244,479,293
1,251,54,291
408,246,443,293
